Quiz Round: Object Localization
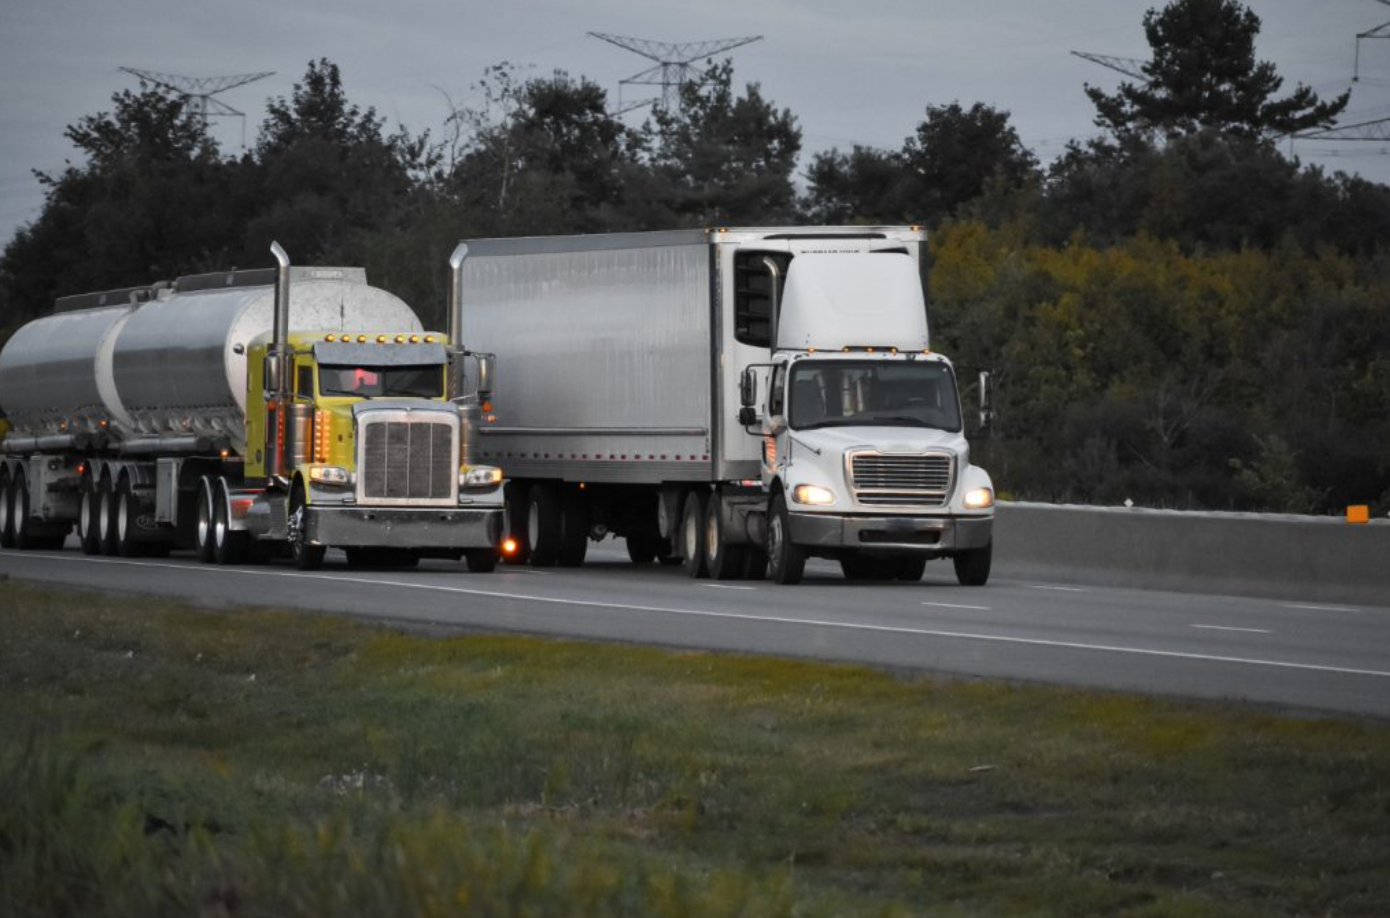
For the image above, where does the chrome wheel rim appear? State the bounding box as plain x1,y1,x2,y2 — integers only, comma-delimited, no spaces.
79,489,92,540
197,489,211,549
527,501,540,549
706,514,719,564
118,491,129,541
683,506,698,561
99,488,112,541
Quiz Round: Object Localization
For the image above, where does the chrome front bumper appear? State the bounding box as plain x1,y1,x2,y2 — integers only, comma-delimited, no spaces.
788,512,992,555
304,506,504,549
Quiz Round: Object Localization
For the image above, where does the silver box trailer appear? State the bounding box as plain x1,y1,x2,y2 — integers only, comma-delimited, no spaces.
462,227,994,584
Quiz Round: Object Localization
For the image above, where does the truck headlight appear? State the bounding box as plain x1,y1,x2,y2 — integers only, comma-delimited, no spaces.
793,484,836,505
462,465,503,489
309,465,351,486
963,487,994,509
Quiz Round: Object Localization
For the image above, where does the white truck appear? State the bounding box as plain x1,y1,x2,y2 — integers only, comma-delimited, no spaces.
459,226,995,584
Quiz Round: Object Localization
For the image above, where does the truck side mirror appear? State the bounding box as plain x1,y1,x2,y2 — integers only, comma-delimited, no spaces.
739,367,758,407
738,406,758,426
477,353,496,399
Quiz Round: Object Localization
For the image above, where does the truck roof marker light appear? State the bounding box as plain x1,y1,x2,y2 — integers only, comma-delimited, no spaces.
424,335,435,343
395,335,405,343
325,334,335,342
357,335,368,343
890,347,899,354
377,335,388,344
409,335,420,343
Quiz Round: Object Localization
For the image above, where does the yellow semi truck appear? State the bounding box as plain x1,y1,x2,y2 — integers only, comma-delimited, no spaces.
0,243,505,570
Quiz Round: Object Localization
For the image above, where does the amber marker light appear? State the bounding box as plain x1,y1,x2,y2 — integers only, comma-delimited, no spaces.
357,335,368,343
409,335,420,343
501,538,519,556
395,335,405,343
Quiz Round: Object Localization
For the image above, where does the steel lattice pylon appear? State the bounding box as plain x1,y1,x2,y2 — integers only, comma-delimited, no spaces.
1293,115,1390,141
120,67,274,148
1070,51,1150,82
1356,0,1390,82
589,32,763,114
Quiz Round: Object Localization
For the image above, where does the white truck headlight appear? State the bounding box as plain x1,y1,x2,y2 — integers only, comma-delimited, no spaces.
309,465,351,486
963,487,994,509
793,484,836,505
461,465,503,489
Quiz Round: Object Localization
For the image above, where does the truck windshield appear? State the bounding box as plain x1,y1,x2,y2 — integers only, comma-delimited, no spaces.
319,365,444,399
788,360,962,432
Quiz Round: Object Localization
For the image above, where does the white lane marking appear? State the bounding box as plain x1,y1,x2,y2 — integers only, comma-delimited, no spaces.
1191,624,1272,635
921,601,992,611
12,553,1390,681
1285,603,1360,614
1027,584,1088,593
700,583,758,591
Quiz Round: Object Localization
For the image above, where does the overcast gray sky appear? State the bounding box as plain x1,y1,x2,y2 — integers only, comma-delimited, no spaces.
2,0,1387,247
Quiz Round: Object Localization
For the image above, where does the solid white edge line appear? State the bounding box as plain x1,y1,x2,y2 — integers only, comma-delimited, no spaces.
1284,603,1360,613
700,583,758,591
1191,624,1273,634
921,601,992,611
12,552,1390,680
1027,584,1088,592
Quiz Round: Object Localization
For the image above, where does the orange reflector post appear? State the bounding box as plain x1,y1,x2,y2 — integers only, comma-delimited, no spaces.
1347,505,1370,524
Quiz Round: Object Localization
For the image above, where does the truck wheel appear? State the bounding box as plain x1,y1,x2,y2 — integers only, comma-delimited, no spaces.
896,557,928,581
78,476,101,555
212,481,249,565
465,547,499,573
526,484,563,567
680,490,710,578
765,492,805,585
10,473,34,550
115,479,145,558
0,471,14,549
98,476,120,556
558,487,590,567
287,482,324,571
194,476,216,563
503,482,531,565
953,542,992,587
704,492,745,580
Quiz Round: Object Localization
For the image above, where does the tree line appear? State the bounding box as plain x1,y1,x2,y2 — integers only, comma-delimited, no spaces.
1,0,1386,515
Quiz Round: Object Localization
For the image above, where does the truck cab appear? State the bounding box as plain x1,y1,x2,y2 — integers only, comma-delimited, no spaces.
739,247,994,585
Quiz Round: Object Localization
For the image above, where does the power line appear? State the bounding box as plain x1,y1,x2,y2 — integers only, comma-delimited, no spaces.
589,32,763,115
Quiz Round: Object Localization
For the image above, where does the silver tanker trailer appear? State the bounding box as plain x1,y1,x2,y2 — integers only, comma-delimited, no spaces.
0,243,505,570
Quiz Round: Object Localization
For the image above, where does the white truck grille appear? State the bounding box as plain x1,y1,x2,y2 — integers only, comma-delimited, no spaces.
357,413,458,506
849,452,954,507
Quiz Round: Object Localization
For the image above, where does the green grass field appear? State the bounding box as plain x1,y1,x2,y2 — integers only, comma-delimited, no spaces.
2,581,1388,917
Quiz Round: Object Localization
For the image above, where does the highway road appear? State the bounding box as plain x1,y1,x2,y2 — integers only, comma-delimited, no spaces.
3,538,1388,719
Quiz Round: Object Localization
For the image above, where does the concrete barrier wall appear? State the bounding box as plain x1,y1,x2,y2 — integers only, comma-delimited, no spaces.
993,502,1390,607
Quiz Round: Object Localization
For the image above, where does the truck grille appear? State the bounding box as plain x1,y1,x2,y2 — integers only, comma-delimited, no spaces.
849,452,953,507
358,416,457,504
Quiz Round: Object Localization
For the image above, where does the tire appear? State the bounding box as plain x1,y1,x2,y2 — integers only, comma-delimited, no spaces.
115,479,144,558
703,491,746,581
194,477,216,563
78,478,101,555
953,542,992,587
0,472,14,549
680,490,710,579
896,557,928,581
525,483,563,567
765,491,806,585
212,481,249,565
11,473,33,550
287,482,324,571
558,487,590,567
465,547,499,573
97,477,119,556
503,482,531,565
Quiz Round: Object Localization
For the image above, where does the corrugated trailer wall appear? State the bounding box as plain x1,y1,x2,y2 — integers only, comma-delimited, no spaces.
465,235,715,484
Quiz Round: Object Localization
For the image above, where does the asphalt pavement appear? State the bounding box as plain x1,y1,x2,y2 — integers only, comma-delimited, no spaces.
3,538,1388,719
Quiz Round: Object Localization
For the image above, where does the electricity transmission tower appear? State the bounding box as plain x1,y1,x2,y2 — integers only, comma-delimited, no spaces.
1070,51,1150,81
1293,115,1390,142
589,33,763,114
119,67,275,148
1355,0,1390,82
